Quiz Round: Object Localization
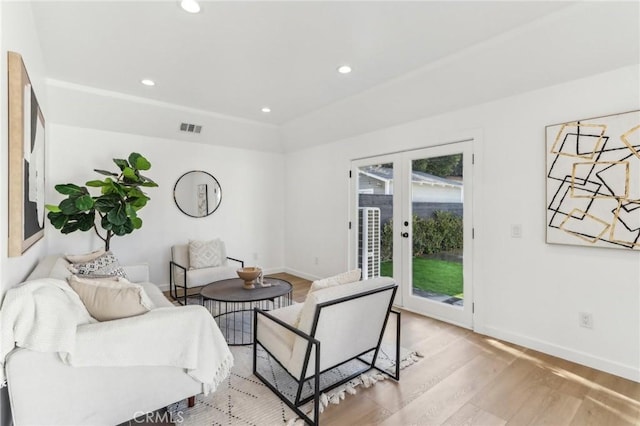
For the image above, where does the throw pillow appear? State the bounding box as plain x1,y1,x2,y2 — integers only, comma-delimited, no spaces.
50,257,73,280
308,268,362,294
67,251,128,279
189,239,223,269
65,248,106,263
67,275,153,322
296,268,362,326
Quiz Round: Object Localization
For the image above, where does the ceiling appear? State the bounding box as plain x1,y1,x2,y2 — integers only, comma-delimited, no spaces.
26,1,640,152
31,1,573,126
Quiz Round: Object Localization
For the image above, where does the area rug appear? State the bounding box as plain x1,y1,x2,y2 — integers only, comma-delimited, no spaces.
168,344,421,425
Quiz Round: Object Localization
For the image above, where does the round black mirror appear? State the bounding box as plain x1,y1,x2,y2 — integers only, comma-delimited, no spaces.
173,171,222,218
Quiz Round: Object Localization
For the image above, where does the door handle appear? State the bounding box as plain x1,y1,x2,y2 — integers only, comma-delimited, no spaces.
401,232,409,238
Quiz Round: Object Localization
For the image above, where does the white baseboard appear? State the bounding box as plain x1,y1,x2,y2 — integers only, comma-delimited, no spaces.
475,324,640,383
281,267,322,282
397,305,472,331
157,283,170,292
263,267,285,276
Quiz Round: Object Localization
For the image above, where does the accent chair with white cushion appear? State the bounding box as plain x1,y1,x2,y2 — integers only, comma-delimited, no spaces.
170,240,244,305
253,274,400,426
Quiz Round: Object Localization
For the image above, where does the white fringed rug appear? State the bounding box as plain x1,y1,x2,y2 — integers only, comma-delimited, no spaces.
168,344,421,425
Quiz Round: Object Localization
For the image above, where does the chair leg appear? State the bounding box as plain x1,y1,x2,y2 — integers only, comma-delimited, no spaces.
169,264,176,301
313,342,320,426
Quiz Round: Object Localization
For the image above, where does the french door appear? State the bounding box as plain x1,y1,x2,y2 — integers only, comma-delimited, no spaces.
351,141,474,328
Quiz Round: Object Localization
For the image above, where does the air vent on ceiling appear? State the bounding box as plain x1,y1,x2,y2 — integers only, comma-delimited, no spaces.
179,122,202,134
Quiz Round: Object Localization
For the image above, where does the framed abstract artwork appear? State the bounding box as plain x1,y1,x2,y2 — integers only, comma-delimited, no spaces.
546,110,640,250
7,51,46,257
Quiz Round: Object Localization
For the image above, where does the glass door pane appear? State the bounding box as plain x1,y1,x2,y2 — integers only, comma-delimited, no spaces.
410,154,464,305
401,141,473,328
356,162,395,280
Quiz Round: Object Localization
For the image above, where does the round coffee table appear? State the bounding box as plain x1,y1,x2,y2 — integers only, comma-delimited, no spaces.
200,277,293,345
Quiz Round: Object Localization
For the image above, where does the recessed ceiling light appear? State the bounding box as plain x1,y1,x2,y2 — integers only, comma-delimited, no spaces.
180,0,201,14
141,79,155,86
261,107,271,113
337,65,352,74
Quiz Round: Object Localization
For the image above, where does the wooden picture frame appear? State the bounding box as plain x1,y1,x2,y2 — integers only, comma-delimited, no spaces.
546,110,640,250
8,51,45,257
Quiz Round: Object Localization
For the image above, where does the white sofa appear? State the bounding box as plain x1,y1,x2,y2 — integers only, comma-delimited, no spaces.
170,243,244,305
3,255,229,426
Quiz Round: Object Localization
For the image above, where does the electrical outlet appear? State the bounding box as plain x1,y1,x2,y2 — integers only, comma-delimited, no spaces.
314,257,319,265
253,252,258,261
579,312,593,329
511,224,522,238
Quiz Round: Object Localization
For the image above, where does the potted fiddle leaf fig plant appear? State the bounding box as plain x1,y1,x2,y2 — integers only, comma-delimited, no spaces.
45,152,158,251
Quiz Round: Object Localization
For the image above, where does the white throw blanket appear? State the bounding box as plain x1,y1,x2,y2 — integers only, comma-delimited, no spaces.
1,278,93,385
1,278,233,394
65,305,233,394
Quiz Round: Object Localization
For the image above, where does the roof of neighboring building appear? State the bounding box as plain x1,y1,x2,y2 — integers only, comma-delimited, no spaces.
359,166,462,188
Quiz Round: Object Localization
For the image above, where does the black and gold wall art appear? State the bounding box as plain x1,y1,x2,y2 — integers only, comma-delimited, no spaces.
546,110,640,250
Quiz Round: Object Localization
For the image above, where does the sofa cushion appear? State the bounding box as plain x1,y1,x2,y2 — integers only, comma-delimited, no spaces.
68,251,128,279
121,264,150,283
26,255,62,281
50,257,73,281
307,268,362,295
186,266,238,288
172,243,229,270
189,239,224,269
298,269,362,326
65,249,106,264
256,303,302,370
67,275,152,322
139,281,174,308
171,244,191,269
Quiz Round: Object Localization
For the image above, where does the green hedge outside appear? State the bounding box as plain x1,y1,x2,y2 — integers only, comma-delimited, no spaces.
381,210,463,260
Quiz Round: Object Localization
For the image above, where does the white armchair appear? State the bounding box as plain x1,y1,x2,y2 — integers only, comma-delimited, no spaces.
253,276,400,426
169,242,244,305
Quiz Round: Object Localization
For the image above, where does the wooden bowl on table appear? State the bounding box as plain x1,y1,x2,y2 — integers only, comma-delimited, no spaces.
237,267,261,289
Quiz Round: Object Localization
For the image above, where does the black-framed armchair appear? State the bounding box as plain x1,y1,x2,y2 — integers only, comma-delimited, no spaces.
169,242,244,305
253,276,400,425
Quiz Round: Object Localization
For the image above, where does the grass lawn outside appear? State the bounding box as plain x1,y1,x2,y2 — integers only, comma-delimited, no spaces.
380,256,463,296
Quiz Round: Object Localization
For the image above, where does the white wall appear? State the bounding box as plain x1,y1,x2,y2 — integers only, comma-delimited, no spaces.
47,124,285,288
0,2,49,291
284,64,640,381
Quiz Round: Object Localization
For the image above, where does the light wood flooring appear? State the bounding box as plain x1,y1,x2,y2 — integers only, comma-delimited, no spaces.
267,273,640,426
167,273,640,425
